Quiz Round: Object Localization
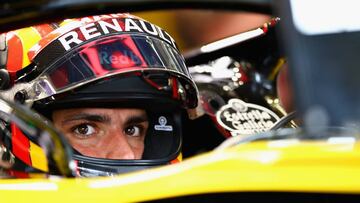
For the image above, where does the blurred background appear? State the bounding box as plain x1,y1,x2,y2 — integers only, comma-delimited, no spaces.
134,10,270,52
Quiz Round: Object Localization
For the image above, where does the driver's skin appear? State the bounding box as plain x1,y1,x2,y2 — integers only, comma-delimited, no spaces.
52,108,149,159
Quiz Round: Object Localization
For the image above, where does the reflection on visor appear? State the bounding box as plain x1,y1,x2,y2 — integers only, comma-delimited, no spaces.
31,34,194,104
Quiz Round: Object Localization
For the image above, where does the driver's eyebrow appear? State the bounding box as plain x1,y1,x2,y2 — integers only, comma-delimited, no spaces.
123,113,148,126
61,113,111,125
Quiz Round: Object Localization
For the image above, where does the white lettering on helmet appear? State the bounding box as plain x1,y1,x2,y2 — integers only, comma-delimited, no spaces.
57,17,177,51
80,23,102,41
92,15,102,21
164,31,177,49
139,20,158,35
58,31,83,51
99,19,123,34
156,25,170,44
124,18,144,32
155,25,177,48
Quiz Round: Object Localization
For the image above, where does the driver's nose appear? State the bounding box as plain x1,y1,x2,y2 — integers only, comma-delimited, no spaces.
104,131,136,159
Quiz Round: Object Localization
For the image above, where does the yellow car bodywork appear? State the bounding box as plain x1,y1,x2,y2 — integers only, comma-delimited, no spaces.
1,139,360,202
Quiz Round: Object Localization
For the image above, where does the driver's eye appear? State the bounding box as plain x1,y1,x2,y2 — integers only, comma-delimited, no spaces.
73,124,96,138
124,126,141,137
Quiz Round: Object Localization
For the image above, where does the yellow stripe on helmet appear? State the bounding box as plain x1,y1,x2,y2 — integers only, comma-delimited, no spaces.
14,27,42,68
29,141,49,172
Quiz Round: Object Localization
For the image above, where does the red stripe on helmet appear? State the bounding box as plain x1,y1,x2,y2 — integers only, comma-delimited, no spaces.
11,123,32,166
6,33,23,72
171,77,180,100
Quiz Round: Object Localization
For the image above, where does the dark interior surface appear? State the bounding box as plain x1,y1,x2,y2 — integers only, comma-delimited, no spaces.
145,192,360,203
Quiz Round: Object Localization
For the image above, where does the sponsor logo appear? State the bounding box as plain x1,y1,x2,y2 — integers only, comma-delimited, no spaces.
154,116,173,131
58,17,177,51
216,99,280,136
99,50,142,66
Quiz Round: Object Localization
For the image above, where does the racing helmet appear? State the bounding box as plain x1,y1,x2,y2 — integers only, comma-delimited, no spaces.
0,13,199,177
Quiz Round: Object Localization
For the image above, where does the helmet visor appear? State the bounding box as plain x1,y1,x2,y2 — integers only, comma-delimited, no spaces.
29,34,197,108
